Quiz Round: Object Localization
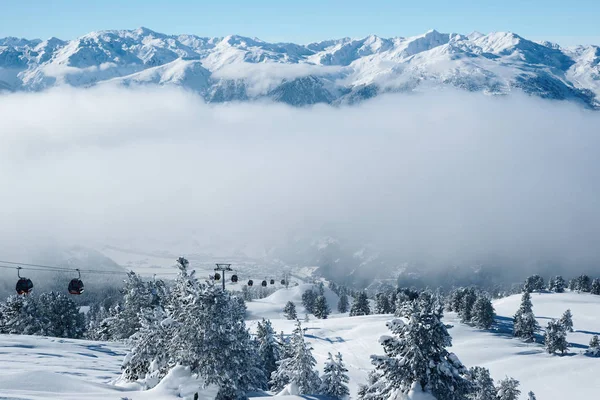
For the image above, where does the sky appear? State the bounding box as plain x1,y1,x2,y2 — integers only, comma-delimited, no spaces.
0,0,598,46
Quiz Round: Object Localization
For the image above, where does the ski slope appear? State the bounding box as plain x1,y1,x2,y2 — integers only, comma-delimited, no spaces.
1,291,599,399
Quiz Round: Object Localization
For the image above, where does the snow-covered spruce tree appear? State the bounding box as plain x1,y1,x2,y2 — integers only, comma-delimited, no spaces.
375,293,391,314
544,319,569,355
468,366,496,400
122,306,173,382
459,288,478,323
585,335,600,357
496,377,520,400
270,320,321,395
256,318,282,383
337,293,349,313
513,291,538,342
358,293,472,400
577,274,592,292
388,291,398,313
559,309,573,332
320,352,350,399
283,301,297,320
0,295,43,335
37,292,85,338
568,278,577,291
350,292,371,316
551,275,566,293
110,271,154,339
470,295,495,330
302,289,317,314
591,278,600,295
523,275,544,293
528,391,537,400
447,288,467,312
313,295,330,319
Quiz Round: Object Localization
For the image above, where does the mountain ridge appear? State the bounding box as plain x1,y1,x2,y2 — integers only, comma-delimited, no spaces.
1,27,598,108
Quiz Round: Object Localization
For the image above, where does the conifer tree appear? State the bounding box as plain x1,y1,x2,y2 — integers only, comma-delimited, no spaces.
544,319,569,355
471,296,495,329
110,271,154,339
578,274,592,292
350,292,371,316
528,391,537,400
283,301,297,320
513,292,538,342
585,335,600,357
551,275,566,293
320,352,350,399
313,295,330,319
358,293,472,400
468,366,497,400
388,291,398,313
591,279,600,295
459,288,478,323
37,292,85,338
559,309,573,332
256,319,282,385
302,289,317,314
337,294,349,313
375,293,391,314
523,275,544,293
496,377,520,400
270,321,321,395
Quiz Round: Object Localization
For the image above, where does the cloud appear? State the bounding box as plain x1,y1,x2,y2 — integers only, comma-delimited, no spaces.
212,62,344,96
1,87,600,274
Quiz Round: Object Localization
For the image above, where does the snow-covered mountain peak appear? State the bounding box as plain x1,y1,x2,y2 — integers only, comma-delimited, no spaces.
0,27,598,108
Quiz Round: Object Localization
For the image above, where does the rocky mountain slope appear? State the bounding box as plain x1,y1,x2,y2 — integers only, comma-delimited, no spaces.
1,27,598,108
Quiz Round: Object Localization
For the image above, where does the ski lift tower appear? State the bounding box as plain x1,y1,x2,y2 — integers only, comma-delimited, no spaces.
214,263,232,290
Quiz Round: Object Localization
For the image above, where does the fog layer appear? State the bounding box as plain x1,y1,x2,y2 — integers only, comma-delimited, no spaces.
1,88,599,271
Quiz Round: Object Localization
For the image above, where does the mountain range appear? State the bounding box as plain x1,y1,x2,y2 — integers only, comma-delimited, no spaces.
1,27,599,108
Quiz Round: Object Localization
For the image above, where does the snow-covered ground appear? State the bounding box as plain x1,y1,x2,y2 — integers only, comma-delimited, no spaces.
1,290,599,399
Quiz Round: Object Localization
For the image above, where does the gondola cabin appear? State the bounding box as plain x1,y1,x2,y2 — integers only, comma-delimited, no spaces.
214,272,221,281
261,280,267,287
270,279,275,285
231,274,238,283
68,279,85,295
248,279,254,286
16,277,34,295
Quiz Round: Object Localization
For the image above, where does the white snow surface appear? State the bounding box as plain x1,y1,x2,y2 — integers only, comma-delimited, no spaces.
1,291,600,399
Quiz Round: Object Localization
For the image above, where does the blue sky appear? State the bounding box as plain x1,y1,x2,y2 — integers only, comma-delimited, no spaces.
1,0,598,46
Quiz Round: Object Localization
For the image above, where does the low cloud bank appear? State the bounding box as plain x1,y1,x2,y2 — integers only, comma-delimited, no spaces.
1,87,599,273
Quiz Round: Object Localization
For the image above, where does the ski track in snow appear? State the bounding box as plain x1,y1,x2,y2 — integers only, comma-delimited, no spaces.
1,291,600,399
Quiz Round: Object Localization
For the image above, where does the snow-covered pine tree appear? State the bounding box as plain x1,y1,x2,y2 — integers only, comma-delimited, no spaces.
585,335,600,357
559,309,573,332
513,291,538,342
337,294,349,313
313,295,330,319
544,319,569,355
459,288,478,323
528,391,537,400
470,295,495,329
523,275,544,293
270,320,321,395
358,293,472,400
302,289,317,314
110,271,154,339
468,366,497,400
577,274,592,292
375,293,391,314
283,301,297,320
568,278,577,291
37,292,85,338
496,377,520,400
256,318,281,383
320,352,350,399
388,291,397,313
350,292,371,316
0,295,43,335
552,275,566,293
591,279,600,295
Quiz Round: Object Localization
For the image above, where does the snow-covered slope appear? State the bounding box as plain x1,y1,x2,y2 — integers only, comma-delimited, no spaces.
1,291,600,399
1,27,598,108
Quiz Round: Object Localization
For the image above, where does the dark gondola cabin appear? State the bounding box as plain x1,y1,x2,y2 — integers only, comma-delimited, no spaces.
214,272,221,281
231,274,238,283
16,278,34,295
68,279,85,295
281,279,286,285
270,279,275,285
261,280,267,287
248,279,253,286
